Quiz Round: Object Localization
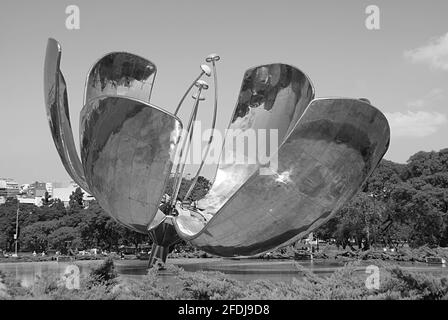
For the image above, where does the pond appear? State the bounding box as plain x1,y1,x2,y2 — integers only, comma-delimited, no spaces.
0,258,446,288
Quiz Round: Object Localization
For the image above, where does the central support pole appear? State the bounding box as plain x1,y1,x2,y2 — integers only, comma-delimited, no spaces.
147,215,181,269
147,245,170,268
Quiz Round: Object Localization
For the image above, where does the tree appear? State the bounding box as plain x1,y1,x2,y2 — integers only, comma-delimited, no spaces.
320,192,383,250
48,227,81,253
164,176,211,202
68,187,84,212
0,199,36,252
77,201,125,251
118,227,148,252
36,199,65,221
317,148,448,249
41,191,52,206
20,220,61,252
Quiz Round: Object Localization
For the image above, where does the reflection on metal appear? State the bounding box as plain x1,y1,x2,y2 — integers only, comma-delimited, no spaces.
84,52,157,105
196,64,315,214
44,38,390,266
44,38,91,193
80,96,181,233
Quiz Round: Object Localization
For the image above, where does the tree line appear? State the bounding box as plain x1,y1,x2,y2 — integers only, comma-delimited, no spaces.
316,148,448,249
0,191,147,254
1,148,447,254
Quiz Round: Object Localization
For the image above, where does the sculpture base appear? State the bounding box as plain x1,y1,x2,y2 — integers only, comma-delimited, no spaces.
147,244,170,269
147,215,181,269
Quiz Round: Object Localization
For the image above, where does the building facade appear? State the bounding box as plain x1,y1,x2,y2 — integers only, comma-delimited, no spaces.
0,178,20,198
26,181,47,198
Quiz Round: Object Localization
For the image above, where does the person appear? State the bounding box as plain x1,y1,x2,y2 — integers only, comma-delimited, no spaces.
32,251,37,257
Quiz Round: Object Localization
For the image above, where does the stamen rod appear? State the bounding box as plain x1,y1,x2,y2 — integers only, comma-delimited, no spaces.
183,60,219,202
170,87,205,209
174,65,210,116
174,73,202,116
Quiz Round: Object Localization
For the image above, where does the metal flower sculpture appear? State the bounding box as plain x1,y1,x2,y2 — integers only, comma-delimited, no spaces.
44,38,390,267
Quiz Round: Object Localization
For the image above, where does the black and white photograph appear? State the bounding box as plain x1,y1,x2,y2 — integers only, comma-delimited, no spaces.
0,0,448,309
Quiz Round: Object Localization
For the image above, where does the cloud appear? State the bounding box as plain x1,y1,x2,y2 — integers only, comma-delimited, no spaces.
385,111,447,138
407,88,444,108
407,99,425,109
404,32,448,71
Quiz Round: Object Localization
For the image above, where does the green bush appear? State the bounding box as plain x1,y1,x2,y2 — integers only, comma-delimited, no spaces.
119,265,179,300
383,266,448,300
176,270,245,300
85,257,118,289
0,269,33,299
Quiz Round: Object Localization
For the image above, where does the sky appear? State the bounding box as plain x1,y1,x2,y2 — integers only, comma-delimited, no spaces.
0,0,447,185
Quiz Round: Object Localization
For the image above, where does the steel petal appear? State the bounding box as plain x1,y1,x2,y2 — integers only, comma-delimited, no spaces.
80,96,182,233
196,63,315,214
177,98,390,256
84,52,157,105
43,38,91,193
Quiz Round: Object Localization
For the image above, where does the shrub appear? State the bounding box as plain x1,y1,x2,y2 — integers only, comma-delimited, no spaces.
384,266,448,300
176,270,245,300
0,270,34,299
85,257,118,289
118,266,178,300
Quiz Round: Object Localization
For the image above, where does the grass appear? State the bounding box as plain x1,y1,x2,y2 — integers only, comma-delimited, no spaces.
1,258,447,300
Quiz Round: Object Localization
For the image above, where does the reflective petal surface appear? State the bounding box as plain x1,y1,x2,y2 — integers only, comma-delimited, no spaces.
84,52,157,104
196,64,315,214
80,96,182,233
176,98,390,256
43,38,91,193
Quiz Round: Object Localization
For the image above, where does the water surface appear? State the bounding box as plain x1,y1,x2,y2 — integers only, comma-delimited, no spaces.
0,258,446,287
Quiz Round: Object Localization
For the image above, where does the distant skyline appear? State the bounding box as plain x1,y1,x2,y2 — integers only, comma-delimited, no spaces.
1,0,447,184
